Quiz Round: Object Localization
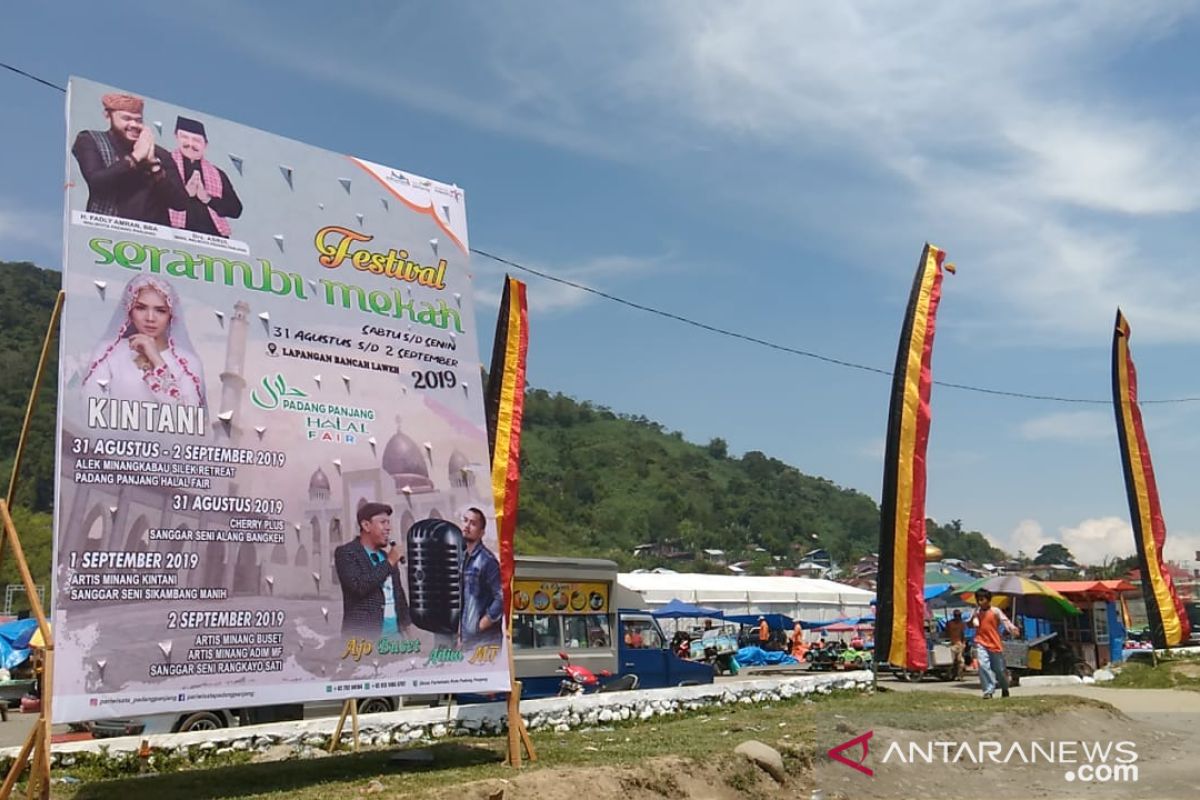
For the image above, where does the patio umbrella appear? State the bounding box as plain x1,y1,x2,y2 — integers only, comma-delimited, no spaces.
957,575,1080,619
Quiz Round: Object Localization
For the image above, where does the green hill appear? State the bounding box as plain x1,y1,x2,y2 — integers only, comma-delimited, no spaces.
0,260,1005,589
517,388,1005,569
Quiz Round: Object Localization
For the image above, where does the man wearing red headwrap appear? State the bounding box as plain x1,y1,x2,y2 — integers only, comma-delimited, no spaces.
71,92,186,223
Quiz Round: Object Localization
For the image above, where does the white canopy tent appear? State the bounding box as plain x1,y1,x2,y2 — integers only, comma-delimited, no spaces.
617,572,874,624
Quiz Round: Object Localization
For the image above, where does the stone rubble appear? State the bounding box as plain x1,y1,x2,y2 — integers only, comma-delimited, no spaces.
5,671,872,773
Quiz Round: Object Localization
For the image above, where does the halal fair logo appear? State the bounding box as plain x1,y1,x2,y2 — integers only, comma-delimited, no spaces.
251,373,308,410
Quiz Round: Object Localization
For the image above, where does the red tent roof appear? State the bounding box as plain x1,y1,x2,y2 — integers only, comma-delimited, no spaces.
1126,564,1192,581
1043,580,1137,599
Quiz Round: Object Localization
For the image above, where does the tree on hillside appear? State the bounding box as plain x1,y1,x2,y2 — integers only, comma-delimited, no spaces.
706,437,728,459
925,518,1007,564
1033,543,1076,566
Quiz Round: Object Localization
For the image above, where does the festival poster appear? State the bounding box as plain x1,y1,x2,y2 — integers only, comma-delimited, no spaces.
52,77,510,723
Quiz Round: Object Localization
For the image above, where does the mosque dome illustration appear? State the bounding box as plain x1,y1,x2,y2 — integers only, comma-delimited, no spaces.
309,467,331,498
382,420,435,493
448,450,473,487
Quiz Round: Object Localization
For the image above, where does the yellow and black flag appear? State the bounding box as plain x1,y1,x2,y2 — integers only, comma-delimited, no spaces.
877,244,953,671
1111,310,1190,649
485,276,529,621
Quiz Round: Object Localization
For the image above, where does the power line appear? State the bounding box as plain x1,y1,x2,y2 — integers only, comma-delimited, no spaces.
1,62,64,93
5,60,1198,406
469,249,1184,405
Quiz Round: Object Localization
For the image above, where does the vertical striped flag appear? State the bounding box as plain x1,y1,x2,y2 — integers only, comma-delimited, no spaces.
877,244,953,671
485,276,529,622
1111,310,1190,648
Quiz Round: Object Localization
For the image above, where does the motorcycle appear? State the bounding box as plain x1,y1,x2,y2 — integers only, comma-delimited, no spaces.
556,651,612,696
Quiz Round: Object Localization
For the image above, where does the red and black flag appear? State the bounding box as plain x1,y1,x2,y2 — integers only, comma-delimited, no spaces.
877,244,953,671
484,276,529,622
1111,310,1190,648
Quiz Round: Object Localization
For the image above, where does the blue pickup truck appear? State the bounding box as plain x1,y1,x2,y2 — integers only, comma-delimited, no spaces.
507,607,714,698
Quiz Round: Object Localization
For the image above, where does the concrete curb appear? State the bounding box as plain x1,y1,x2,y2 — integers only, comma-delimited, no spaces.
2,671,874,772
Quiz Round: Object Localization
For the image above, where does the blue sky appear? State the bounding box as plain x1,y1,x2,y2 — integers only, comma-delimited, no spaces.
4,1,1200,566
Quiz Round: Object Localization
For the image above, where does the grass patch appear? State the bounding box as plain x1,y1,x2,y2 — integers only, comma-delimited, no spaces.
1107,659,1200,692
40,690,1104,799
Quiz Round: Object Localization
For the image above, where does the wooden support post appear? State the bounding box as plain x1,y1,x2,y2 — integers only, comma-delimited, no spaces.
328,698,361,753
0,502,54,800
0,290,62,800
504,679,536,767
0,725,38,799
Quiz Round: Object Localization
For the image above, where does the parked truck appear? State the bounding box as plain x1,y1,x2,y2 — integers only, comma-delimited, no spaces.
502,556,713,697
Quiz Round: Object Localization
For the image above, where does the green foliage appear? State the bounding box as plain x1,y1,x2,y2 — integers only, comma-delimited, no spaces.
518,388,1006,570
0,261,1008,582
0,504,53,604
0,261,61,513
926,518,1007,565
1033,542,1076,566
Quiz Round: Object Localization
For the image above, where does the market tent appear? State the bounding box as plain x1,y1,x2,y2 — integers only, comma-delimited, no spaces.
1042,580,1136,600
650,599,725,619
821,622,859,633
618,572,873,623
871,583,954,605
725,613,795,630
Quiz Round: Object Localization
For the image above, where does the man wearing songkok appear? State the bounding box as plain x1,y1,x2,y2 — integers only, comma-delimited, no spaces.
167,116,243,238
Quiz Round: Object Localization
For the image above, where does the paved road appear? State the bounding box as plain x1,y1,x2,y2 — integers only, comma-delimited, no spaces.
0,712,72,749
882,672,1200,720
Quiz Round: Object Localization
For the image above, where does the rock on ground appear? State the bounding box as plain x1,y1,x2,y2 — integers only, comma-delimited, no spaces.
733,740,787,784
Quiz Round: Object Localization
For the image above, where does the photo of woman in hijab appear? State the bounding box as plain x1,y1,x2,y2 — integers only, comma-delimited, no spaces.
81,274,207,407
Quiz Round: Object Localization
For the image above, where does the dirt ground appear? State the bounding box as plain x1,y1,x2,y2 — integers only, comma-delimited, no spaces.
414,690,1199,800
810,703,1197,800
417,755,799,800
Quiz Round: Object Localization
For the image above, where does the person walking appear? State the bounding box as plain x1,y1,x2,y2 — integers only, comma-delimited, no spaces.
945,609,967,680
969,589,1020,699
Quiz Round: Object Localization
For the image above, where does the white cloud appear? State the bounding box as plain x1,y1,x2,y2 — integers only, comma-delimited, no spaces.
1008,519,1052,559
1018,411,1113,442
1058,516,1137,564
189,1,1200,344
1002,515,1200,566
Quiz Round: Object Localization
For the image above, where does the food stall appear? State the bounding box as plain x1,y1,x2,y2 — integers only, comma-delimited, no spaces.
1042,580,1135,669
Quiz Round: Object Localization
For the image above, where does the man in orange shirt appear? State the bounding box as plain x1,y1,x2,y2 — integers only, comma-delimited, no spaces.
757,616,770,646
969,589,1020,699
790,622,808,660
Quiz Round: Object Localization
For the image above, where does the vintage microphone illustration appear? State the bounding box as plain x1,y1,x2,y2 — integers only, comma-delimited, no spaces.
406,518,464,635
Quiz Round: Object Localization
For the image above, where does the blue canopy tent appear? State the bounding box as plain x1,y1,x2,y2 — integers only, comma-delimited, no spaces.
650,599,726,620
870,583,954,606
0,618,38,671
725,612,794,630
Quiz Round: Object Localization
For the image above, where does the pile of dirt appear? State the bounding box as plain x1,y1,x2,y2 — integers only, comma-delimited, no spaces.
381,701,1198,799
417,754,801,800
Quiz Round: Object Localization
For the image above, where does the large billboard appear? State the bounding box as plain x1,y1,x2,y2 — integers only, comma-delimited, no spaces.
53,77,509,722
